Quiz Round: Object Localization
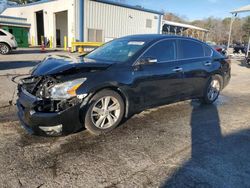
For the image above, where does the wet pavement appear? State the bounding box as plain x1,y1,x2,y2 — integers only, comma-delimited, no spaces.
0,53,250,187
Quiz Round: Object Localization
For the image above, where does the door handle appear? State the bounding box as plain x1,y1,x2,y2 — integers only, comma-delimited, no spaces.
204,62,212,66
172,67,183,72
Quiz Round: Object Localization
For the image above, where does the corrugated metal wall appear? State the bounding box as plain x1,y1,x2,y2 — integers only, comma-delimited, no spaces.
84,0,160,42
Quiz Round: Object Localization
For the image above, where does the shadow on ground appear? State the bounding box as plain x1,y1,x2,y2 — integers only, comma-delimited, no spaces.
0,61,40,70
161,101,250,187
237,59,250,68
10,49,62,55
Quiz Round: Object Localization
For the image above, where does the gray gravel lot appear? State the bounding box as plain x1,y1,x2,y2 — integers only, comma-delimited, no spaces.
0,49,250,187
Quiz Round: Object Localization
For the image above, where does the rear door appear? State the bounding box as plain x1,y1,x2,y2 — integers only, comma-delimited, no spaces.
177,39,214,98
136,39,185,107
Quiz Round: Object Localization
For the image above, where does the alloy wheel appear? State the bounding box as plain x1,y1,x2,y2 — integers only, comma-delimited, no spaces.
91,96,121,129
207,79,220,101
0,44,9,54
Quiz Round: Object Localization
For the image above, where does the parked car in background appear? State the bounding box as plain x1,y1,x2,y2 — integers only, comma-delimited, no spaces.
17,35,231,136
212,45,227,56
233,43,247,54
207,42,227,56
0,29,18,54
244,51,250,66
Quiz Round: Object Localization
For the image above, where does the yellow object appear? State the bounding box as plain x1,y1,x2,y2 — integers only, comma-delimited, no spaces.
41,36,44,44
71,37,75,53
50,36,53,49
71,42,103,47
78,47,83,53
64,36,67,51
67,83,82,96
71,42,103,54
31,36,35,46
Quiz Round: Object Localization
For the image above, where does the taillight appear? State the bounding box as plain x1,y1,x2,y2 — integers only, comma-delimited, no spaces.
216,48,222,52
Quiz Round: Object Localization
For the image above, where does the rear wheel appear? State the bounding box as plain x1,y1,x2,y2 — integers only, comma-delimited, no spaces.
84,89,125,135
200,75,222,104
0,43,10,55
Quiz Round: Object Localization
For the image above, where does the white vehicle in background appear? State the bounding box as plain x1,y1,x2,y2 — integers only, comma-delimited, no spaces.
0,29,17,54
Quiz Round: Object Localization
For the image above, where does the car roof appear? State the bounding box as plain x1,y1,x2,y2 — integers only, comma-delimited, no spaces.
0,29,9,34
120,34,202,42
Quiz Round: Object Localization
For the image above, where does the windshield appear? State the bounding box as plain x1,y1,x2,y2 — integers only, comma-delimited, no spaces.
85,39,147,63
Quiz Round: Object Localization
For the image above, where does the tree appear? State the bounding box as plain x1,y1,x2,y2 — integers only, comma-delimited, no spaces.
8,0,41,4
190,16,248,44
242,16,250,42
163,12,187,23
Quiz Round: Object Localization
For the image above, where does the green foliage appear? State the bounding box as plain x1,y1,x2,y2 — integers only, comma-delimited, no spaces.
8,0,41,4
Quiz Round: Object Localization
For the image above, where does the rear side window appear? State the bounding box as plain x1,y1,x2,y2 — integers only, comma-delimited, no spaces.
204,45,212,57
178,40,204,59
142,40,176,63
0,31,6,36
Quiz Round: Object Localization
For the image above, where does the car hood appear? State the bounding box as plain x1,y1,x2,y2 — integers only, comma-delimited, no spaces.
31,55,112,76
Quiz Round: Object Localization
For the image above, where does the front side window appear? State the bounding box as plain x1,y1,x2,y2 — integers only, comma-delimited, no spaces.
142,40,176,63
85,39,147,63
178,40,204,59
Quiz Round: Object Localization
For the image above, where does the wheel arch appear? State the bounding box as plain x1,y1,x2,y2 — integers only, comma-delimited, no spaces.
0,41,11,49
211,73,224,90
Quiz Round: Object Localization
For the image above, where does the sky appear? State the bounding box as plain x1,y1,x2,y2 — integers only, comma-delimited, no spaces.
126,0,250,21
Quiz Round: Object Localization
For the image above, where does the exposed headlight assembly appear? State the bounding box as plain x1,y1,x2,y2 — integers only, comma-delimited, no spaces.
49,78,87,99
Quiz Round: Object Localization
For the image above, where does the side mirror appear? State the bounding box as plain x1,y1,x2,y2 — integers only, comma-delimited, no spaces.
133,57,157,71
147,58,158,64
137,57,158,65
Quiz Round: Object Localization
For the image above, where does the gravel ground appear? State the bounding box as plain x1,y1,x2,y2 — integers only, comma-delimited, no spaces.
0,50,250,187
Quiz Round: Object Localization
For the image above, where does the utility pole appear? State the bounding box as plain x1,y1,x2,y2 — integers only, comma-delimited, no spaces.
227,13,237,50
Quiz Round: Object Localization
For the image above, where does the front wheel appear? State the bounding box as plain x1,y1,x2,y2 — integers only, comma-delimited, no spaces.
84,89,125,135
200,75,222,104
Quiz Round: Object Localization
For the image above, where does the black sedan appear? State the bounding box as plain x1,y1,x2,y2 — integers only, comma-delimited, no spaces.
17,35,231,136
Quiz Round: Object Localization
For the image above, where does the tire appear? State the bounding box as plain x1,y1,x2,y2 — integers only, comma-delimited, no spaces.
245,58,250,67
200,75,222,104
84,89,125,135
0,43,10,55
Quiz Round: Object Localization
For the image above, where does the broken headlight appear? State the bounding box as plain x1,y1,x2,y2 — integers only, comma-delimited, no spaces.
49,78,87,99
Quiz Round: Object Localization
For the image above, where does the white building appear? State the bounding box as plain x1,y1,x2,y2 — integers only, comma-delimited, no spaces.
1,0,163,47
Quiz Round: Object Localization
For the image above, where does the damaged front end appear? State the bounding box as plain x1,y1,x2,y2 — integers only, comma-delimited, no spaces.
17,75,86,136
16,55,111,136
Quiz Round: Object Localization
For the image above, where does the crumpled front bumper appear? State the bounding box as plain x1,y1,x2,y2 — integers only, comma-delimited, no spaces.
17,89,84,136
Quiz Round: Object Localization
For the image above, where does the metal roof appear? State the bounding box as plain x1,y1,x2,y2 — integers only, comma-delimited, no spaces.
3,0,164,15
0,15,30,28
93,0,164,15
231,4,250,14
0,15,26,21
162,20,208,32
0,21,31,28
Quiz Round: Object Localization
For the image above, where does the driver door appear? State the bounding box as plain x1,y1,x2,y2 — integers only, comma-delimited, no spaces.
136,39,185,107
